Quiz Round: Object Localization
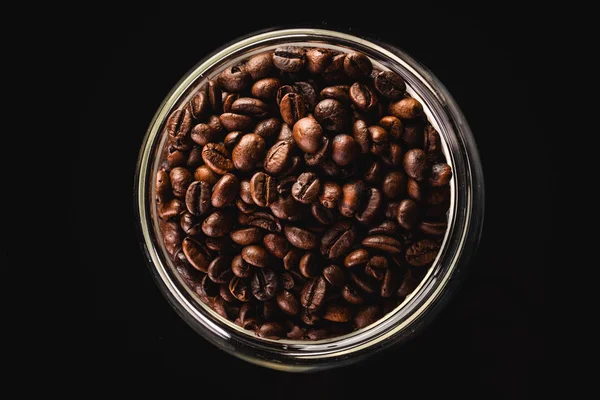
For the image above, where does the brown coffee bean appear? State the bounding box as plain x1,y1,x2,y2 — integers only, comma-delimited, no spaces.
314,99,349,133
293,81,318,112
382,170,407,199
368,220,399,236
162,221,183,256
188,89,209,120
182,236,213,272
354,305,381,329
180,212,202,236
220,284,238,303
283,248,302,271
339,180,366,217
236,180,253,205
185,181,211,216
236,198,255,214
256,322,285,339
280,272,295,290
311,202,334,225
381,142,403,168
355,187,382,225
202,143,233,175
284,226,319,250
389,97,424,119
374,71,406,99
251,268,279,301
419,221,448,236
352,119,370,154
202,210,234,237
323,303,353,323
320,85,351,104
211,173,239,208
230,227,263,246
397,271,420,297
331,134,359,166
322,265,345,287
319,182,341,209
219,113,254,132
232,133,266,172
424,125,443,163
245,52,274,80
254,117,282,139
276,85,296,105
222,93,239,114
231,97,269,118
276,290,300,316
158,198,186,220
380,267,399,298
350,82,378,112
167,148,187,169
362,235,403,254
301,276,327,312
194,165,219,184
292,116,323,153
186,147,203,169
249,172,276,207
270,194,300,221
263,234,289,259
379,116,403,140
396,199,419,230
344,52,372,78
368,125,389,156
156,170,171,203
306,48,333,74
229,276,251,302
280,93,307,127
264,140,293,176
251,78,282,99
322,53,346,83
344,249,369,268
429,163,452,187
303,136,329,167
239,211,282,232
364,160,383,184
168,167,193,198
273,46,305,73
231,255,253,279
403,149,430,181
299,252,320,278
407,178,425,201
350,272,378,294
341,283,365,305
217,65,251,92
205,236,232,252
207,256,233,284
166,108,193,138
191,123,218,146
292,172,320,204
406,239,440,267
321,220,355,259
242,245,270,268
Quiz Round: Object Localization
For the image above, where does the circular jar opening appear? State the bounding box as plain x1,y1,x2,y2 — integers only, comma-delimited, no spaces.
135,28,484,371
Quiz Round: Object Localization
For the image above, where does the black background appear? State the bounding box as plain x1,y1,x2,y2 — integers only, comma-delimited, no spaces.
84,7,547,398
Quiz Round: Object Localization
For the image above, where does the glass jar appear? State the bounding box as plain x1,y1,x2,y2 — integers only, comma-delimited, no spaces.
134,28,484,371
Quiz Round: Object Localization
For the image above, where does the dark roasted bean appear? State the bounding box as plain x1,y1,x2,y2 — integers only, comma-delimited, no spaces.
405,239,440,267
292,172,320,204
284,226,319,250
211,173,239,208
362,235,403,254
250,172,277,207
273,46,305,73
251,268,279,301
374,71,406,99
389,97,424,119
185,181,211,216
320,220,355,259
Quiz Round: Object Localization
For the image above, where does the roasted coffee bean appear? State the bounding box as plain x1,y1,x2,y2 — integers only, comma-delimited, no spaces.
419,221,448,236
194,165,220,184
202,210,234,237
166,108,193,138
407,178,425,201
397,199,419,230
301,276,327,312
389,97,424,119
245,52,274,80
429,163,452,187
287,325,307,339
251,119,280,141
319,182,341,209
426,186,450,205
314,99,349,132
402,119,425,149
280,93,306,127
263,234,289,259
344,52,372,78
251,268,279,301
249,172,276,207
320,220,355,259
331,134,359,166
283,248,302,271
350,272,378,294
231,97,269,118
236,180,253,205
424,125,443,163
362,235,403,254
242,245,270,268
229,276,251,302
353,119,370,154
382,171,407,199
403,149,430,181
355,187,382,225
205,236,232,252
180,212,202,236
280,272,295,290
350,82,378,112
220,283,238,303
167,148,187,169
273,46,305,73
311,202,334,225
275,123,292,143
380,267,399,298
202,143,233,174
364,160,383,184
256,322,285,339
284,226,319,250
322,53,346,83
306,47,333,74
297,252,319,278
322,265,345,287
365,265,386,281
276,85,296,105
323,303,353,323
276,290,300,316
186,147,204,169
188,89,210,120
163,221,183,256
293,81,318,112
320,85,351,104
368,220,399,236
236,198,256,215
354,305,381,329
205,80,222,114
252,78,281,99
270,194,300,221
211,173,239,208
239,211,282,232
342,283,365,305
368,125,389,156
381,142,403,167
191,123,219,146
169,167,193,198
304,136,330,167
207,256,233,284
156,170,172,202
158,197,185,220
222,93,239,114
397,271,420,297
283,156,303,177
231,255,253,278
185,181,211,216
374,71,406,99
344,249,369,268
197,274,219,299
218,65,251,92
219,112,254,132
230,226,263,246
292,116,323,153
223,131,244,152
406,239,440,267
339,180,366,217
379,116,403,141
292,172,320,204
182,236,213,272
232,133,266,172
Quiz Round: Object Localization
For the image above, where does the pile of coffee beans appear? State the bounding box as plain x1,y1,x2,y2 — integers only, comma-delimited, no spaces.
155,46,452,340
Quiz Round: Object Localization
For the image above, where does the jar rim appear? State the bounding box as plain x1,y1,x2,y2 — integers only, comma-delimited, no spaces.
134,28,485,371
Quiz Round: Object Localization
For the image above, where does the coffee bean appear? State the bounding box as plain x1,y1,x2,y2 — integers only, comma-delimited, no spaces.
304,136,330,167
182,236,213,272
350,272,378,294
158,198,186,220
251,268,279,301
322,265,345,287
231,255,253,279
223,131,243,152
256,322,285,339
180,212,202,236
396,199,419,230
197,274,220,300
239,211,282,232
314,99,349,132
406,239,440,267
202,143,233,175
350,82,378,112
231,133,266,172
344,52,372,78
429,163,452,187
270,194,300,221
222,93,239,114
379,116,403,141
156,170,171,202
380,267,399,298
397,271,420,297
319,182,341,209
219,113,254,132
311,202,334,225
292,116,323,153
263,233,289,259
276,85,296,105
426,186,450,205
236,195,256,213
188,89,210,120
202,210,234,237
249,172,276,207
368,220,399,236
218,65,251,92
331,134,359,166
323,302,352,322
169,167,193,198
167,148,187,169
191,123,218,146
374,71,406,99
229,276,251,302
292,172,320,204
284,226,319,250
207,256,233,284
424,125,443,163
219,283,238,303
185,181,211,216
231,97,269,118
166,108,193,138
194,165,220,184
402,119,425,149
277,122,293,142
283,156,303,177
211,173,239,208
362,235,403,254
321,220,355,259
280,272,295,290
273,46,306,73
293,81,318,112
382,170,407,199
230,227,263,246
354,305,381,329
322,53,346,83
344,249,369,269
242,245,270,268
283,248,302,271
306,48,333,74
320,85,351,104
381,142,403,168
186,147,204,169
368,125,389,156
252,78,281,99
162,221,183,256
355,187,382,225
342,283,365,305
276,290,300,316
340,180,366,217
298,252,320,278
403,149,430,181
280,93,306,127
353,119,370,154
389,97,424,119
407,178,424,201
205,236,232,252
364,160,383,184
301,276,327,312
245,52,274,80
